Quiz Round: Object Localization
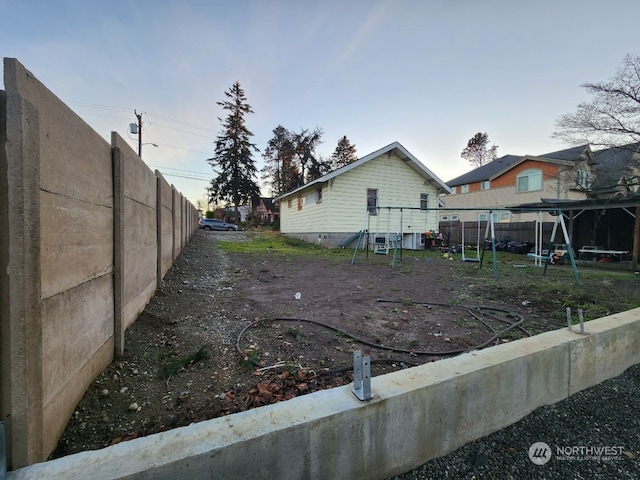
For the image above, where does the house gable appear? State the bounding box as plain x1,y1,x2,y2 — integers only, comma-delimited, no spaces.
277,142,447,241
444,145,593,222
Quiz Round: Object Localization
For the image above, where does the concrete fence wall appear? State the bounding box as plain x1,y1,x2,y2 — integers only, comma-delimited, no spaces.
6,308,640,480
0,58,198,468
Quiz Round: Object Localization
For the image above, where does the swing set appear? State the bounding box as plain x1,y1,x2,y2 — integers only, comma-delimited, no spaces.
351,206,432,267
352,206,581,284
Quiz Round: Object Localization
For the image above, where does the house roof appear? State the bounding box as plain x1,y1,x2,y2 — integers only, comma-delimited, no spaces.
274,141,452,201
261,197,279,213
447,144,592,187
592,143,640,189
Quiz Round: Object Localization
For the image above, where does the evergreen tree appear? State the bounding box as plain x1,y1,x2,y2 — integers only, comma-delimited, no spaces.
330,135,358,169
207,82,261,222
461,132,498,168
293,127,324,182
261,125,301,195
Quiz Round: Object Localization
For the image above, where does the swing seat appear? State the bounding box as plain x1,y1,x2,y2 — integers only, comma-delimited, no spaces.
462,258,480,263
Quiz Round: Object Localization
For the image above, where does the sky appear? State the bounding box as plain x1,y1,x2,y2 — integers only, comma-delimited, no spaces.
2,0,639,208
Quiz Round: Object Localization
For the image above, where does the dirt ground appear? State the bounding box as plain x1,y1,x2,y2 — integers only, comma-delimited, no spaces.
50,229,640,459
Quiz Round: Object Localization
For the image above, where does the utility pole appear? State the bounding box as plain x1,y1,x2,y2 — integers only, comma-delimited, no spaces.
134,110,143,157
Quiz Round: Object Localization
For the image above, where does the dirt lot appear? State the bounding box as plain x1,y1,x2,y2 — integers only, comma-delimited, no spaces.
50,230,640,459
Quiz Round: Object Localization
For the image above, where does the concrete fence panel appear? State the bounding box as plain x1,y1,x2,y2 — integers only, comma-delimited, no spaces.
1,58,116,466
172,187,183,260
1,58,197,468
113,133,158,333
157,172,173,282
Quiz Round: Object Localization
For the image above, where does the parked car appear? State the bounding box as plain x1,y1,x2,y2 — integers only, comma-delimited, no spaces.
198,218,238,231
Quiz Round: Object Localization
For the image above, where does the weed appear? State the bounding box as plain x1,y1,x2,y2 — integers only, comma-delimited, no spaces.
160,346,210,380
239,350,261,373
286,327,303,340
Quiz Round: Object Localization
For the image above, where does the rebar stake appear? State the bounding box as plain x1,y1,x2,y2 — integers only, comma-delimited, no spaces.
578,308,585,334
352,350,372,401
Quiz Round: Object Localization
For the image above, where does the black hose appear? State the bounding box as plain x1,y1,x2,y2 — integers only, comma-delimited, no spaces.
235,300,531,375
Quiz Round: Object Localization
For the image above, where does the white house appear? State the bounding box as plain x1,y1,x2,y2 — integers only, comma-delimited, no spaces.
275,142,452,249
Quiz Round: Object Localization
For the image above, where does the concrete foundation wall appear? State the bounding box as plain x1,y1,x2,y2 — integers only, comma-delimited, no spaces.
8,308,640,480
0,58,198,468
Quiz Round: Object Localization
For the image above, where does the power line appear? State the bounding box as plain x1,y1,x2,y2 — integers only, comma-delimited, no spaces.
147,165,213,176
159,172,211,182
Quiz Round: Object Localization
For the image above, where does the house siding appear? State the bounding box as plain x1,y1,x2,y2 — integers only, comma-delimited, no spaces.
279,150,441,246
444,159,591,223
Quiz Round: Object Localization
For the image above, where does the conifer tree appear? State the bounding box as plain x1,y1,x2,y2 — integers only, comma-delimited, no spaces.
208,82,261,222
330,135,358,169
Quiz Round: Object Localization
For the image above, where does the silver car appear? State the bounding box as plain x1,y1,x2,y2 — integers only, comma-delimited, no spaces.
198,218,238,231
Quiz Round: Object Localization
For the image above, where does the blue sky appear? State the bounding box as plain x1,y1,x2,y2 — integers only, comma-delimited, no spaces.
3,0,639,207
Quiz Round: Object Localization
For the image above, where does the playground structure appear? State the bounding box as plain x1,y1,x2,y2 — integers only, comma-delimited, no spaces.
351,206,581,284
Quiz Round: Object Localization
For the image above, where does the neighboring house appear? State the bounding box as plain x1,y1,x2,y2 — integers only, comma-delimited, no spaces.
223,205,250,223
253,197,280,224
274,142,452,249
589,143,640,199
443,145,595,224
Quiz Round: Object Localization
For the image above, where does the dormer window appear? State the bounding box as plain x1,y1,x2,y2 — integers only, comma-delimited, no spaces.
576,170,591,189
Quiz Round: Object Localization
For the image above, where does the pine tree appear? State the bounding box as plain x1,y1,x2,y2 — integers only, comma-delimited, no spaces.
330,135,358,169
207,82,261,223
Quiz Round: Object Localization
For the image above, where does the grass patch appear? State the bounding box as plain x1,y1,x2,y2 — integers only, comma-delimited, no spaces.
160,346,210,379
216,231,327,255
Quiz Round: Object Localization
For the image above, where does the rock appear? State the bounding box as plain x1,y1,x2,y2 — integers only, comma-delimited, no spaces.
120,387,128,394
128,402,139,411
100,389,109,397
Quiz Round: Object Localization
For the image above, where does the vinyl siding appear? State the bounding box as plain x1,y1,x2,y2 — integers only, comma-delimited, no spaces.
280,185,328,233
280,152,440,234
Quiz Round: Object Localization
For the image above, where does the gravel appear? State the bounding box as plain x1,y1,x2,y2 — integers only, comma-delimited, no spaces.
388,362,640,479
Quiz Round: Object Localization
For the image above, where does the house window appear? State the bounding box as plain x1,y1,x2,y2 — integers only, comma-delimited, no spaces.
461,184,470,193
420,193,429,210
517,169,542,193
367,188,378,215
297,195,303,211
440,214,459,221
287,199,292,208
481,180,490,190
316,188,322,204
576,170,591,189
478,212,510,223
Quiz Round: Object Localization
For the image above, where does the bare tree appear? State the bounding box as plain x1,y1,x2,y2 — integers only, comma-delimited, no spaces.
553,54,640,149
461,132,498,168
